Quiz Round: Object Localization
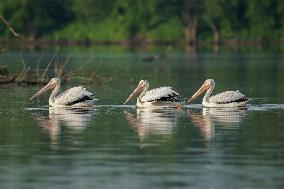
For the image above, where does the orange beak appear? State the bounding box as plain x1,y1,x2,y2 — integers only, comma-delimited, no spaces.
188,82,209,103
124,83,144,105
30,81,56,100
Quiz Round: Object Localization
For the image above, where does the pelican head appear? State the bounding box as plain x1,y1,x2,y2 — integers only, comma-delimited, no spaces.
188,79,215,103
30,78,61,100
124,80,149,104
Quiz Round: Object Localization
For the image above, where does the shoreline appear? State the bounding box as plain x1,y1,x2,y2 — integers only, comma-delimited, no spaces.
1,38,284,49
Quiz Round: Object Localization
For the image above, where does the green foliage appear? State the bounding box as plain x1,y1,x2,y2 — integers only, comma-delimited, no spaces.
0,0,284,41
52,18,128,41
147,17,183,41
246,0,277,40
0,0,73,38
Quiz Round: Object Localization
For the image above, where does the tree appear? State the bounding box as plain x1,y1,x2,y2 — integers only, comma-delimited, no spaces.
203,0,224,43
0,0,73,39
180,0,204,45
246,0,276,40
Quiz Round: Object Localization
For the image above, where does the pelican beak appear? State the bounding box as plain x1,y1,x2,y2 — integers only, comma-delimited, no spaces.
30,81,56,100
124,83,144,105
188,82,209,103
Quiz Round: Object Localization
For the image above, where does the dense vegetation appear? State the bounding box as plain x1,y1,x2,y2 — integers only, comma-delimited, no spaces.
0,0,284,43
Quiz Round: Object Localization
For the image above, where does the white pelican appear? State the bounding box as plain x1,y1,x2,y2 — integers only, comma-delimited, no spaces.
30,78,96,107
188,79,248,108
124,80,182,108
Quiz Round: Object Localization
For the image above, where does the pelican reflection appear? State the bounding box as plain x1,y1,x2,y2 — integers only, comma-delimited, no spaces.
48,107,93,130
188,107,247,141
34,107,94,143
124,108,184,141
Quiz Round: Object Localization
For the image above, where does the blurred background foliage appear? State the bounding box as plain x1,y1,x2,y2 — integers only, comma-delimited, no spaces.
0,0,284,43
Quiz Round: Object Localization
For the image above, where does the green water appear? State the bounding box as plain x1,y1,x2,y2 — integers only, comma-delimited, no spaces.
0,49,284,189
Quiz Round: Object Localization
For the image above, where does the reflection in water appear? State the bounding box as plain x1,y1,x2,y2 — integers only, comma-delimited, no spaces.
35,113,60,143
48,107,93,129
124,108,183,141
34,107,94,144
188,108,247,141
248,104,284,111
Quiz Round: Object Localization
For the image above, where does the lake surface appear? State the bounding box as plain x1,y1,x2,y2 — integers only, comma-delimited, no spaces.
0,48,284,189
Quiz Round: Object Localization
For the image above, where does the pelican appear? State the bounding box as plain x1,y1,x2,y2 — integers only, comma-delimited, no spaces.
188,79,248,108
30,78,96,107
124,80,182,108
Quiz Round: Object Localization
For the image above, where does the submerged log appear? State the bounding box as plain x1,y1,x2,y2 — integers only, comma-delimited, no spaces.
0,76,15,84
0,65,14,83
142,53,167,62
0,65,8,75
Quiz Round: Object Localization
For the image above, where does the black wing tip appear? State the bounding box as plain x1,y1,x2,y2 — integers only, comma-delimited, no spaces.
216,97,248,104
66,95,93,106
154,93,180,102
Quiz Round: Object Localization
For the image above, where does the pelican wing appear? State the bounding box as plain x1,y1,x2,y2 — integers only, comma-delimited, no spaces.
209,90,247,104
141,86,179,102
54,86,94,106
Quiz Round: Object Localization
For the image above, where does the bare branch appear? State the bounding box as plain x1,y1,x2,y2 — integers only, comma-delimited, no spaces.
0,15,21,38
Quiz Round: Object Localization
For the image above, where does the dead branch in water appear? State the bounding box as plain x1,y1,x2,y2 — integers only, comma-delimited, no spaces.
15,58,30,83
54,54,71,78
40,50,59,82
35,53,44,82
62,55,95,80
0,54,112,86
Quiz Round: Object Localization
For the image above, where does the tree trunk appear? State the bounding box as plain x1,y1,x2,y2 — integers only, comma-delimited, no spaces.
183,13,197,46
210,23,220,44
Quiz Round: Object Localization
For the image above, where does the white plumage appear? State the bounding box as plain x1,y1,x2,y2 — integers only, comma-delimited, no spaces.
209,90,246,104
141,86,178,102
188,79,248,108
124,80,182,108
30,78,95,107
54,86,93,106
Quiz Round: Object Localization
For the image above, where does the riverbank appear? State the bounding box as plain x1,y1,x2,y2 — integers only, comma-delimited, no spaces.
1,38,284,52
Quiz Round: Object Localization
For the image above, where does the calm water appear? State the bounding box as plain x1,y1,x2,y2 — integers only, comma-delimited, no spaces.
0,49,284,189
